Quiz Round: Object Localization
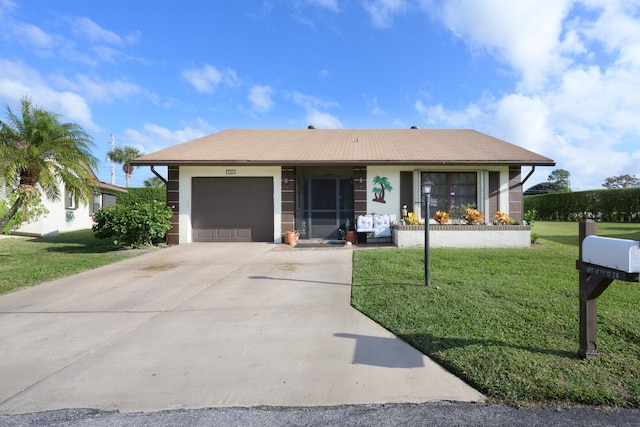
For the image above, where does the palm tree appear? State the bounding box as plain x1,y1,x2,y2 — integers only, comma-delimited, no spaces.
143,176,165,188
107,145,142,188
0,97,98,232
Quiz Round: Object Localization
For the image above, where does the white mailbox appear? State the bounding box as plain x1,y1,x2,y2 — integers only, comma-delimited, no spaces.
582,236,640,273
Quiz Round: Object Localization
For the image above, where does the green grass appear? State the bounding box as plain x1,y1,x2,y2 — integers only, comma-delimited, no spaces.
0,229,150,295
352,221,640,407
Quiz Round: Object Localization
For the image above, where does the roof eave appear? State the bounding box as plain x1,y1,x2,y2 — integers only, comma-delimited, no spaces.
132,159,556,167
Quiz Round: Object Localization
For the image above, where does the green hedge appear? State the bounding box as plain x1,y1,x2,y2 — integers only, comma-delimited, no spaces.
116,187,166,206
524,188,640,222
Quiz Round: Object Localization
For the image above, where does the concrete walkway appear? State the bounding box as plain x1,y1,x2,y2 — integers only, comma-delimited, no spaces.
0,243,483,415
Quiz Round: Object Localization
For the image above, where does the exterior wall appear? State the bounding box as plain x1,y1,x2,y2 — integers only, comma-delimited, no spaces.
178,165,282,244
166,166,180,245
353,166,367,220
13,187,94,237
281,167,295,238
365,166,402,221
393,225,531,248
509,167,523,221
366,165,513,223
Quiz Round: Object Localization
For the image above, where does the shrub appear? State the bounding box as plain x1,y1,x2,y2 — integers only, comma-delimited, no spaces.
464,208,484,225
434,211,449,224
92,200,173,247
524,188,640,222
523,209,537,227
450,203,474,224
492,211,512,225
404,212,420,225
116,187,166,207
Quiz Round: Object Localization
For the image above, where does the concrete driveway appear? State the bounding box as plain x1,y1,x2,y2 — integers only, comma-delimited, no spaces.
0,243,483,415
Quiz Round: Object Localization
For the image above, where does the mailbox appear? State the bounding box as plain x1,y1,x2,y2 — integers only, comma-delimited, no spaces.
582,235,640,273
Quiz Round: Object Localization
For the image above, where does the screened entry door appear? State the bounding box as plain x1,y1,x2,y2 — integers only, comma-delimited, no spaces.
307,178,354,239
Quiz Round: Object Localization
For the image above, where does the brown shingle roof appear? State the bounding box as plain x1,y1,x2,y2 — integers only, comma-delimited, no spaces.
132,129,555,166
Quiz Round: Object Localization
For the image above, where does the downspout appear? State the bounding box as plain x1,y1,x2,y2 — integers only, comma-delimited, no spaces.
150,166,168,184
520,166,536,187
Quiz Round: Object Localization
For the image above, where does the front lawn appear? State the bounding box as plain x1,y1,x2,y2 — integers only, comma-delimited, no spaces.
0,230,151,295
352,221,640,407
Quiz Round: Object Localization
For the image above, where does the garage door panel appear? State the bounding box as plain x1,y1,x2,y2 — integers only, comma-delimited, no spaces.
192,177,274,242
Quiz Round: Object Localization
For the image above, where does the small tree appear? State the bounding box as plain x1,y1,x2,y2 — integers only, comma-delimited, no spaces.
602,174,640,189
548,169,571,192
0,97,97,232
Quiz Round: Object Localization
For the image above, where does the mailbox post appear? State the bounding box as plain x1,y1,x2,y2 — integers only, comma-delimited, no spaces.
576,220,640,359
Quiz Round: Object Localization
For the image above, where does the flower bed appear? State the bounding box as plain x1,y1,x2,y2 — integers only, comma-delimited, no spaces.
392,224,532,248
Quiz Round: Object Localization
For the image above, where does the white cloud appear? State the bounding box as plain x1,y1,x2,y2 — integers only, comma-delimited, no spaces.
414,0,640,190
414,99,487,128
182,64,240,93
248,84,275,112
0,58,99,131
289,91,342,127
434,0,573,91
306,109,343,128
290,91,338,110
72,17,122,45
123,119,217,152
53,73,143,103
11,22,54,50
363,0,408,29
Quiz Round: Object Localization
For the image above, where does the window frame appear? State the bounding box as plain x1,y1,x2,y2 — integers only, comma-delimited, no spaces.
420,171,478,218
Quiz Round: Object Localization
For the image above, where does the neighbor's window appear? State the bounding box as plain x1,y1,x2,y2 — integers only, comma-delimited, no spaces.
421,172,477,217
65,189,76,210
90,193,101,214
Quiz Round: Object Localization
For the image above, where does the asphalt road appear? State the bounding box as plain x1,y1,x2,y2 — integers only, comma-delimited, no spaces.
1,403,639,426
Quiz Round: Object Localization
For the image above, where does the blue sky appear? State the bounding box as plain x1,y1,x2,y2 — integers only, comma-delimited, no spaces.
1,0,639,190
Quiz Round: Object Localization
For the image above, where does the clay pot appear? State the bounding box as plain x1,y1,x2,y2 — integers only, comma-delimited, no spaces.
285,231,298,245
345,231,357,244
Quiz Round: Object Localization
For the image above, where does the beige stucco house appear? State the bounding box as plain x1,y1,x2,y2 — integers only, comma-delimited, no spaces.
132,128,555,245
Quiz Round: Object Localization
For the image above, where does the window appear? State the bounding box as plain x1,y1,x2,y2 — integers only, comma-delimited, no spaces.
90,193,101,214
64,189,76,210
421,172,477,217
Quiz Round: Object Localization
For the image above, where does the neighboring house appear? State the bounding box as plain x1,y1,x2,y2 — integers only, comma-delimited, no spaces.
132,128,555,245
4,172,127,237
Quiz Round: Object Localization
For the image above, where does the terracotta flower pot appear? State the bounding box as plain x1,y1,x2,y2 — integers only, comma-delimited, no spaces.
285,231,298,245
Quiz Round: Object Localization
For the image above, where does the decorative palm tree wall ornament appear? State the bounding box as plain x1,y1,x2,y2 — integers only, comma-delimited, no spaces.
372,175,392,203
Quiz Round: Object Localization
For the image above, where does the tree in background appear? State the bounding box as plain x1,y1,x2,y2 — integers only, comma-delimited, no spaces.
0,97,97,232
107,145,142,188
143,176,165,188
602,174,640,189
524,169,572,196
547,169,571,191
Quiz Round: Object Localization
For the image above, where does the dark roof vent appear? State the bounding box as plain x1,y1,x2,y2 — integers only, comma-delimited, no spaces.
410,125,419,129
307,125,316,129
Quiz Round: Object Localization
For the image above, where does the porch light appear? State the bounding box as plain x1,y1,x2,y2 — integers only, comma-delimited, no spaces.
422,179,432,196
422,178,433,286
